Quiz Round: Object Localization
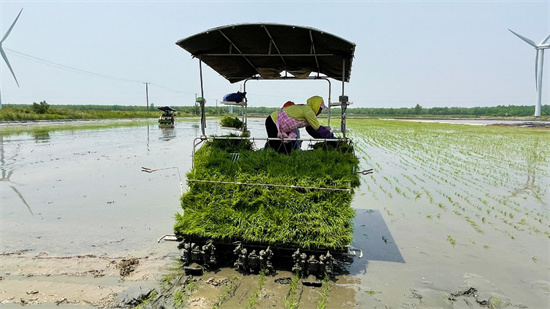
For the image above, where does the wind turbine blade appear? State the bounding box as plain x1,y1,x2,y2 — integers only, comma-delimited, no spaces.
509,29,537,47
0,47,20,87
540,33,550,45
1,9,23,44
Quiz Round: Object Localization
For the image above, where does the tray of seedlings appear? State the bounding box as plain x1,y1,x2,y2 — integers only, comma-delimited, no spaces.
174,136,361,282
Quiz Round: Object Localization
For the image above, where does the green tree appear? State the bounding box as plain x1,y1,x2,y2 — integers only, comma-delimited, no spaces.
32,101,50,114
414,104,422,115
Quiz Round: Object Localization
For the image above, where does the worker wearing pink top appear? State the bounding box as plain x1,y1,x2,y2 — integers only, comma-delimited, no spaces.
265,96,334,154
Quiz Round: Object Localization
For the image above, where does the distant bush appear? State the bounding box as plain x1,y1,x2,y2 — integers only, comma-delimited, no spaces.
32,101,50,114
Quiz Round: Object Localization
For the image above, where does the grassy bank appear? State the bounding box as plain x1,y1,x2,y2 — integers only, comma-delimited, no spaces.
0,118,163,137
0,104,155,121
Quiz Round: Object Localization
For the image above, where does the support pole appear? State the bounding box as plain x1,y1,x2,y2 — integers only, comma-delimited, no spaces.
341,61,347,139
198,59,206,136
144,82,150,114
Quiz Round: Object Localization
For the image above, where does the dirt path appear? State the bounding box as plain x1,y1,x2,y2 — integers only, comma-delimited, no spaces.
0,248,362,308
0,250,176,307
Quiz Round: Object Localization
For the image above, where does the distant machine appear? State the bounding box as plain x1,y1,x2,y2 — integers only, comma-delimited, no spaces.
158,106,176,127
0,8,23,109
509,29,550,117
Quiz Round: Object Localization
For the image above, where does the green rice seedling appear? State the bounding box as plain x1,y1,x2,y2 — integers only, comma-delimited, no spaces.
316,275,332,309
447,235,456,247
213,275,238,309
285,272,301,309
160,275,173,290
173,276,196,308
465,216,483,233
135,290,158,309
247,270,267,309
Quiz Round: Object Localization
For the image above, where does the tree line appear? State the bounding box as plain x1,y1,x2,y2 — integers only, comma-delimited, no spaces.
192,103,549,117
3,103,548,118
346,104,549,117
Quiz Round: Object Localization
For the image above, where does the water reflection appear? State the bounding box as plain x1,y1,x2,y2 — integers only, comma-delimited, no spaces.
32,130,50,143
510,139,539,199
160,127,176,141
525,139,538,188
0,136,33,214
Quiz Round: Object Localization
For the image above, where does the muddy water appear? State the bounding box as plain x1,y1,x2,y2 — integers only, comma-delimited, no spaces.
0,119,262,256
1,118,549,308
3,123,184,256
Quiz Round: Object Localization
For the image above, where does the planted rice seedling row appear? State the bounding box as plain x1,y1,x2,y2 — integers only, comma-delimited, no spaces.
348,119,549,242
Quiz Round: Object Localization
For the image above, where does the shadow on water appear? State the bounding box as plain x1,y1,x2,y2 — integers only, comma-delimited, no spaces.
348,209,405,275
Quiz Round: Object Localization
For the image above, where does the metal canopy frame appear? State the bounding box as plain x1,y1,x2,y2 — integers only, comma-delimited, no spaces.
176,23,355,138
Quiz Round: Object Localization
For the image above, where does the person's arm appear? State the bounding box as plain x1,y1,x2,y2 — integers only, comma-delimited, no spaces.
306,125,335,139
303,107,321,130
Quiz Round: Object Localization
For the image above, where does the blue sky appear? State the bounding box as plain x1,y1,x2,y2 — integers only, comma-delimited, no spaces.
0,0,549,109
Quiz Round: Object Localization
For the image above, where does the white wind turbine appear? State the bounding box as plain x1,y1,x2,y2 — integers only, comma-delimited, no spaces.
0,8,23,109
509,29,550,117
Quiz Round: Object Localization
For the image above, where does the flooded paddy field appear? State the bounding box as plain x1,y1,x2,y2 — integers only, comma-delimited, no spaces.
0,118,548,308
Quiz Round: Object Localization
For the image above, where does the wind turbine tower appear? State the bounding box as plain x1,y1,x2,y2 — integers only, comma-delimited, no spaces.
509,29,550,117
0,8,23,109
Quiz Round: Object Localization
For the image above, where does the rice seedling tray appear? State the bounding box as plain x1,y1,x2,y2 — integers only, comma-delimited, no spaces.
174,137,361,275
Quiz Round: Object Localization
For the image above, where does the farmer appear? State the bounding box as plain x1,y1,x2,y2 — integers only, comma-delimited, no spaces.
282,101,302,150
265,96,334,154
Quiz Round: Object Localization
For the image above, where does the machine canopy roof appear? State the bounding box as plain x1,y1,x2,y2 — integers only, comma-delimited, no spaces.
176,23,355,83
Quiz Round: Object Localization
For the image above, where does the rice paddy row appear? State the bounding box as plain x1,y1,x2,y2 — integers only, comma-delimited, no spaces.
348,119,549,247
159,271,334,308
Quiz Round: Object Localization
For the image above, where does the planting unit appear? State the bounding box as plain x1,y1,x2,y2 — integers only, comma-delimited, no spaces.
172,23,363,279
157,106,176,127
